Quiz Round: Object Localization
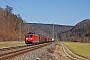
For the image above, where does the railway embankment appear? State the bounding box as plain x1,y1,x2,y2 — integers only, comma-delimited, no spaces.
11,42,56,60
2,41,88,60
0,42,53,60
11,42,68,60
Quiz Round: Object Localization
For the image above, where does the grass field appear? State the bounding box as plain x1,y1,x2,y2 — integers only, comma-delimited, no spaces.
63,42,90,59
0,41,26,48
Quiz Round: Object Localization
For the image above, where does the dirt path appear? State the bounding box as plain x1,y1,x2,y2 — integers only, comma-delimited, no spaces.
52,42,69,60
40,42,70,60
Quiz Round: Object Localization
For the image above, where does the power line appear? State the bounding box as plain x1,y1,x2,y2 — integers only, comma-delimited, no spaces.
4,0,32,22
24,0,47,21
12,0,38,22
4,0,50,23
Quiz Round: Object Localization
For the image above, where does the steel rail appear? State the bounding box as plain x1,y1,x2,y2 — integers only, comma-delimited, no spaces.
0,42,52,60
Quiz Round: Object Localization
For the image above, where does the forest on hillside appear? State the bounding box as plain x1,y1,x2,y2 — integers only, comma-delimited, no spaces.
0,5,27,42
24,23,73,38
58,19,90,43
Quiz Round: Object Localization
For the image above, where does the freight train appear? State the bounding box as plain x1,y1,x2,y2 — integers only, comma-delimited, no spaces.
25,33,54,45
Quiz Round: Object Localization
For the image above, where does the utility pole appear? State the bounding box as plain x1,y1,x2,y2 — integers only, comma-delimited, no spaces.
53,24,54,38
55,32,58,42
52,24,55,41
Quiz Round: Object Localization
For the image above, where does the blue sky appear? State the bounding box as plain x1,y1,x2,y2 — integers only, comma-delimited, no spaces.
0,0,90,26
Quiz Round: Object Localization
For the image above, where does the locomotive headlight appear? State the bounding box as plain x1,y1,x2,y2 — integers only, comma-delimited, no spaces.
26,38,28,40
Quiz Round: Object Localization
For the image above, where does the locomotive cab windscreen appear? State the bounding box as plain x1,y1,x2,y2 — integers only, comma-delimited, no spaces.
25,34,33,42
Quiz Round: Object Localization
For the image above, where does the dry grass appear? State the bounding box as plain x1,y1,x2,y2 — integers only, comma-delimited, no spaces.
0,41,25,48
63,42,90,59
53,42,69,60
39,42,69,60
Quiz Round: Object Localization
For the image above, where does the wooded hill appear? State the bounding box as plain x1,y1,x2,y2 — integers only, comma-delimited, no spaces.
24,23,73,38
0,6,26,42
59,19,90,43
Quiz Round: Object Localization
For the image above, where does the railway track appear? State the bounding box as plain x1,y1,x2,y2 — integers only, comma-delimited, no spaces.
61,43,88,60
0,42,52,60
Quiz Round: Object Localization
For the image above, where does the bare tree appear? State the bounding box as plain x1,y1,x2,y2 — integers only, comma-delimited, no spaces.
16,14,22,20
4,5,13,17
5,5,13,13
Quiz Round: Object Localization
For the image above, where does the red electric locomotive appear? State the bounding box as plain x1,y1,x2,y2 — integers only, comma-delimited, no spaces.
25,33,40,44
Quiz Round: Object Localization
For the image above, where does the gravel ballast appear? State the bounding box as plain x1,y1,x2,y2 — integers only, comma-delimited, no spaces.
11,43,56,60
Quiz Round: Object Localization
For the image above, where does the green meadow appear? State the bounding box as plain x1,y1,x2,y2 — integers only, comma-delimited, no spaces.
0,41,25,48
63,42,90,59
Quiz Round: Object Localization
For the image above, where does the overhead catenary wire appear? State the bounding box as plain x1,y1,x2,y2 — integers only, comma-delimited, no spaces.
4,0,33,22
12,0,39,22
4,0,50,23
24,0,48,22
